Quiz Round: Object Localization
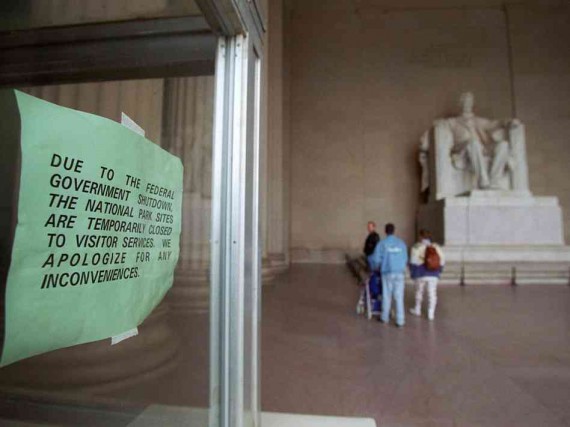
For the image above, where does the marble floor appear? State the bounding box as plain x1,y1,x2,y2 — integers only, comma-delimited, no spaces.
261,264,570,427
0,263,569,426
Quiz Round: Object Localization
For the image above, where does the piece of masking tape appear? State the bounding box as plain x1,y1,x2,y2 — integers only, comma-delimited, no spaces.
121,112,145,137
111,328,139,345
111,112,144,347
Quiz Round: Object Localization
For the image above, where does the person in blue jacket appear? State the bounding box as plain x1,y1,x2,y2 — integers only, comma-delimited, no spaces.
368,223,408,327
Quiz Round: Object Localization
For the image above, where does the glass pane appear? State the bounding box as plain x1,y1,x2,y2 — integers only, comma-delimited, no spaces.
0,0,201,32
0,77,215,425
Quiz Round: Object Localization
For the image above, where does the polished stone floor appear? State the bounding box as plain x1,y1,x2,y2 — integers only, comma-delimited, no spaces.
1,263,569,426
261,264,570,427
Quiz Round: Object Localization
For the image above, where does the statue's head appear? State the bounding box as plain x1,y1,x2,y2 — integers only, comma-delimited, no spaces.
459,92,475,115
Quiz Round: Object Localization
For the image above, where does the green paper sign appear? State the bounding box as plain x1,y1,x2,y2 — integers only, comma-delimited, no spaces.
1,90,183,366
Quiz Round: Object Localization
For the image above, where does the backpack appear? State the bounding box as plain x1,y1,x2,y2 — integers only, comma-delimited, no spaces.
424,245,441,271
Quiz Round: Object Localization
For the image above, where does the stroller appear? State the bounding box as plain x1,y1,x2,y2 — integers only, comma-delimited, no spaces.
356,271,382,320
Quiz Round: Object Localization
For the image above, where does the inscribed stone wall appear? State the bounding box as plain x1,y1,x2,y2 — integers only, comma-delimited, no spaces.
288,5,513,261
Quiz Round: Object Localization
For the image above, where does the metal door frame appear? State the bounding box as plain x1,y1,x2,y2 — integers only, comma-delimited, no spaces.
210,33,262,427
206,2,266,426
0,17,216,87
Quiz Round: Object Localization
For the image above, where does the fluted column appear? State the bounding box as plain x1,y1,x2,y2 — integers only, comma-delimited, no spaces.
258,22,278,285
23,80,164,144
161,77,214,313
0,303,179,393
263,0,289,280
4,79,179,393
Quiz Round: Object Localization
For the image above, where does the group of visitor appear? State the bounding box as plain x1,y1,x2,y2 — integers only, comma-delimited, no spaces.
363,222,445,327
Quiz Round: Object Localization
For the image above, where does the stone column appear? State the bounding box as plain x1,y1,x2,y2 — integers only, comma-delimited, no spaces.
282,0,292,268
0,303,179,393
263,0,289,279
259,19,276,285
23,80,164,144
253,10,283,285
161,77,214,313
1,80,180,393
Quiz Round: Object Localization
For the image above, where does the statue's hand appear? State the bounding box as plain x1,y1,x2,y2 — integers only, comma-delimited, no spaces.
507,155,517,171
451,140,468,155
510,118,522,128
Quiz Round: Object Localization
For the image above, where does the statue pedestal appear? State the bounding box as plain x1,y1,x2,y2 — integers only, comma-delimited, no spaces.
418,191,564,246
437,245,570,285
418,191,570,285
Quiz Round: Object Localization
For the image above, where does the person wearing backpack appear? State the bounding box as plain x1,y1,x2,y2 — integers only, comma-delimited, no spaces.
409,229,445,320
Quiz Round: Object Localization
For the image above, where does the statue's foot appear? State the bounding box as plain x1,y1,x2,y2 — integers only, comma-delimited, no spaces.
479,176,491,189
507,156,516,171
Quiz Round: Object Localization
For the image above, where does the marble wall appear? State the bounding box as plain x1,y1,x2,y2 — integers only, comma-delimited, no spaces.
286,1,570,262
508,4,570,246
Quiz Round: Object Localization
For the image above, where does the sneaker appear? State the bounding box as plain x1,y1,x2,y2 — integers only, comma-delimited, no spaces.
409,308,421,317
427,312,435,320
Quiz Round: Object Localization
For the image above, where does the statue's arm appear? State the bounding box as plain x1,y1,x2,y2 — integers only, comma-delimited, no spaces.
450,140,468,154
430,118,463,155
419,130,431,193
419,130,429,152
433,118,446,128
509,118,522,128
483,117,522,131
480,117,504,131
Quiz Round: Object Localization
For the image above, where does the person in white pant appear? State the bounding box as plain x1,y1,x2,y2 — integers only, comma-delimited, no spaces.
409,230,445,320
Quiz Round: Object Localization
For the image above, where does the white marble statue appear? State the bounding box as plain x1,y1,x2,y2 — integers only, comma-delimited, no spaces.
420,92,530,200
